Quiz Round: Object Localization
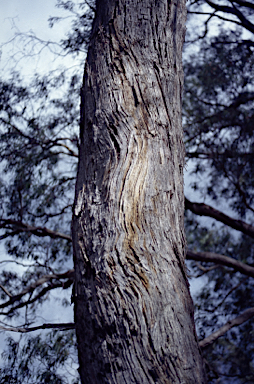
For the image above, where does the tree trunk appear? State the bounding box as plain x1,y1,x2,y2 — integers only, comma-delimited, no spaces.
72,0,207,383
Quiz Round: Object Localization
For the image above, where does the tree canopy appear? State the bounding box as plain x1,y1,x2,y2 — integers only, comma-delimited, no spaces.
0,0,253,382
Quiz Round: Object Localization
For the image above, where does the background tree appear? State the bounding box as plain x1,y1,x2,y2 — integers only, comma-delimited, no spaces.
0,0,253,383
184,1,254,382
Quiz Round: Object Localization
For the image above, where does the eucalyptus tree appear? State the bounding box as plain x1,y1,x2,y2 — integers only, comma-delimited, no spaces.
0,0,208,382
0,0,254,383
72,0,206,382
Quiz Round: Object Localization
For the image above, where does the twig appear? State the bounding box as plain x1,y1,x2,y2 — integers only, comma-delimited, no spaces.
0,322,75,333
0,284,12,298
0,269,74,310
199,307,254,348
0,218,72,242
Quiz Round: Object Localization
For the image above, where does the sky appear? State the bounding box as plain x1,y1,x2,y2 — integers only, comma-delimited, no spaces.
0,0,81,80
0,0,215,308
0,0,78,363
0,0,238,294
1,0,242,347
0,2,241,379
1,0,218,202
1,0,57,40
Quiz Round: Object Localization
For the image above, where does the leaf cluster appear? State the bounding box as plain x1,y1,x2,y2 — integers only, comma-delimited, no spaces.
0,330,79,384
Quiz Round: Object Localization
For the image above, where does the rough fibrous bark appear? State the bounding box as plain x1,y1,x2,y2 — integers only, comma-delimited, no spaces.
72,1,207,383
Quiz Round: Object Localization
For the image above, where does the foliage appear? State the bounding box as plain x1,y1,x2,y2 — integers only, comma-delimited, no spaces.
0,0,253,383
184,1,254,381
0,330,79,384
0,6,82,378
184,29,254,217
49,0,95,54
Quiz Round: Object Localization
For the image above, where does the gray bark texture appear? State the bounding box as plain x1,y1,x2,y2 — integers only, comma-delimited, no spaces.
72,0,207,383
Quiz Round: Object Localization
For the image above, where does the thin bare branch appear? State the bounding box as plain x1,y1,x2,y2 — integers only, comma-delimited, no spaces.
0,117,39,144
205,0,254,33
206,278,248,313
0,278,73,316
52,142,78,157
0,260,29,267
194,261,219,277
230,0,254,10
0,218,72,242
0,284,12,298
185,198,254,239
27,204,72,219
0,269,74,310
184,92,254,128
199,307,254,348
187,250,254,278
186,151,253,160
84,0,96,12
0,322,75,333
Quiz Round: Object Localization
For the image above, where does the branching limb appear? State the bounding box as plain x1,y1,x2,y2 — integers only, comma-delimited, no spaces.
206,278,248,313
186,151,254,160
185,198,254,239
0,322,75,333
27,204,73,219
199,307,254,348
0,269,74,310
203,0,254,34
51,142,78,157
84,0,96,12
0,117,40,144
187,250,254,278
0,218,72,242
184,92,254,127
0,284,12,298
193,261,219,277
0,279,73,316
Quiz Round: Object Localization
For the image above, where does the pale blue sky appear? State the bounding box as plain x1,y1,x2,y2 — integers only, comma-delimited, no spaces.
1,1,81,79
0,0,234,314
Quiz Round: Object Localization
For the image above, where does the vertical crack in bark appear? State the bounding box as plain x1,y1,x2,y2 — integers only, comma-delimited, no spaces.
153,62,172,126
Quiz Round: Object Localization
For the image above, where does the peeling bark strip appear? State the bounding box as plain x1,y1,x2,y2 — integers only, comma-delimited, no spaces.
73,1,207,383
